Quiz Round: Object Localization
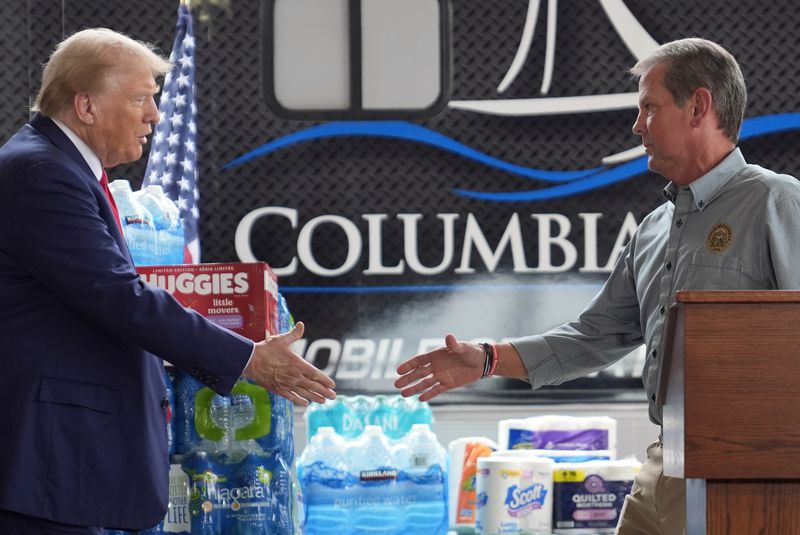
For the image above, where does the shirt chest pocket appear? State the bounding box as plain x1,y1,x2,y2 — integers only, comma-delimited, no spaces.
685,252,742,290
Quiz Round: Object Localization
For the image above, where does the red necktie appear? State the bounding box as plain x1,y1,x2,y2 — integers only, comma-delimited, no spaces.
100,169,123,233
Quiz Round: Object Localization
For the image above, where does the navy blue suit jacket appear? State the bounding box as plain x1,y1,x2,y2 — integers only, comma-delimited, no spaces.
0,114,254,529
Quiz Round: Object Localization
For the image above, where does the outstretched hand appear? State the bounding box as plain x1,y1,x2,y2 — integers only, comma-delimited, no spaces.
244,322,336,406
394,334,485,401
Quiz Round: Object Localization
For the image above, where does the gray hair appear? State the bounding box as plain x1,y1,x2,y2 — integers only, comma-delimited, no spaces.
34,28,172,117
630,37,747,144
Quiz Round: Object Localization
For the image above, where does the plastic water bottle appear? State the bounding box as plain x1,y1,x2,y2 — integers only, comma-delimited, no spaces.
266,451,294,535
305,396,348,440
108,179,156,265
349,426,401,534
251,389,288,454
162,462,192,534
368,394,400,438
173,370,204,455
209,392,259,462
148,185,185,264
402,424,448,534
297,427,350,534
403,395,434,432
345,395,374,438
277,293,292,334
218,452,273,535
134,185,184,265
182,450,223,535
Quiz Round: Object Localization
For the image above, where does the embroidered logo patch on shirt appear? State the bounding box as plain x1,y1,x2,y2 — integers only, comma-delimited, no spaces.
706,223,733,252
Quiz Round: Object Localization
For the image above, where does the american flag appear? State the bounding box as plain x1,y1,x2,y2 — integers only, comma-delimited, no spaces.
144,4,200,263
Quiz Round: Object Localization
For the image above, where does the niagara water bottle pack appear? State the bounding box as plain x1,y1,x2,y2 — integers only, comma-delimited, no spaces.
176,381,295,535
161,291,297,534
298,394,448,535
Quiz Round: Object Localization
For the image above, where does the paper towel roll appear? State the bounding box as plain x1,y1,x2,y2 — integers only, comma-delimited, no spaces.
447,436,498,527
492,449,613,462
498,415,617,456
476,456,554,535
552,459,641,534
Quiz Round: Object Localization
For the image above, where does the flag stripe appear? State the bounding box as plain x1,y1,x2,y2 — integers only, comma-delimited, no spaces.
143,4,200,263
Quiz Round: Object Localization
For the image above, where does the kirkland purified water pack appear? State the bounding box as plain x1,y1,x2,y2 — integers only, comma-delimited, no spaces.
298,424,449,535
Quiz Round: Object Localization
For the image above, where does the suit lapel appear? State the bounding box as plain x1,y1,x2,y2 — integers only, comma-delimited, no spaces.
28,113,134,263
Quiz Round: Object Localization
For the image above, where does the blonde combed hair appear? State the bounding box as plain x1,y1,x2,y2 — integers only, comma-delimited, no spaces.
34,28,172,117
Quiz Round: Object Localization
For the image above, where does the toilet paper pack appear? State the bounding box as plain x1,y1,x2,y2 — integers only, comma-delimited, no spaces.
552,459,641,534
498,416,617,456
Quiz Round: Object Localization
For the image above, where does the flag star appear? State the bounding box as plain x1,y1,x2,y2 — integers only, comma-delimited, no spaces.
142,7,199,262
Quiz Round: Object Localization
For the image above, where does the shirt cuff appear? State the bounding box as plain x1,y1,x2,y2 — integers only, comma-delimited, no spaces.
243,341,256,375
510,335,564,389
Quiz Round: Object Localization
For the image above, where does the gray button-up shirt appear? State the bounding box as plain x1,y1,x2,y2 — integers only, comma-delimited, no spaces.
512,148,800,425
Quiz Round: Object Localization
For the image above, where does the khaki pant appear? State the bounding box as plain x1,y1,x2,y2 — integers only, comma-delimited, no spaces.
616,442,686,535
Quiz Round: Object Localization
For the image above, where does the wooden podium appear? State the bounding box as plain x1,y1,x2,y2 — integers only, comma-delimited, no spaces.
659,291,800,534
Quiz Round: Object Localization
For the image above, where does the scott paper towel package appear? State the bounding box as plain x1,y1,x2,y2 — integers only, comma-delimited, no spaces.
447,436,498,528
498,416,617,456
476,456,554,535
552,459,641,534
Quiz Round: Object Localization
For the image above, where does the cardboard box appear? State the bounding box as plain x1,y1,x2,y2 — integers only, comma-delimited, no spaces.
137,262,278,341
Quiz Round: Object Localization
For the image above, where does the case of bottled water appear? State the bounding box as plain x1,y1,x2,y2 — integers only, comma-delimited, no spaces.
108,179,156,266
297,419,449,535
304,393,433,441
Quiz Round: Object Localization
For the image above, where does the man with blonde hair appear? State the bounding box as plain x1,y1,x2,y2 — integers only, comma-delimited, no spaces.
0,28,336,534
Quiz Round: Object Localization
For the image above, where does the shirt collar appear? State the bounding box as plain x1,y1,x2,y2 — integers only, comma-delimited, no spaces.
661,148,746,209
51,118,103,181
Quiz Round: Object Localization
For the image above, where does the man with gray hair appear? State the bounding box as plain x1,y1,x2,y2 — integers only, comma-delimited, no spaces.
0,28,335,534
395,37,800,534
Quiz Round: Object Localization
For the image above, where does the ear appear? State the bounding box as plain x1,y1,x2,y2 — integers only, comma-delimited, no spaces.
72,92,96,125
689,87,713,127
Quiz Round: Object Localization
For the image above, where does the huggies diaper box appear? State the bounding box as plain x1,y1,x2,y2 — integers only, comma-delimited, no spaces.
137,261,279,340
